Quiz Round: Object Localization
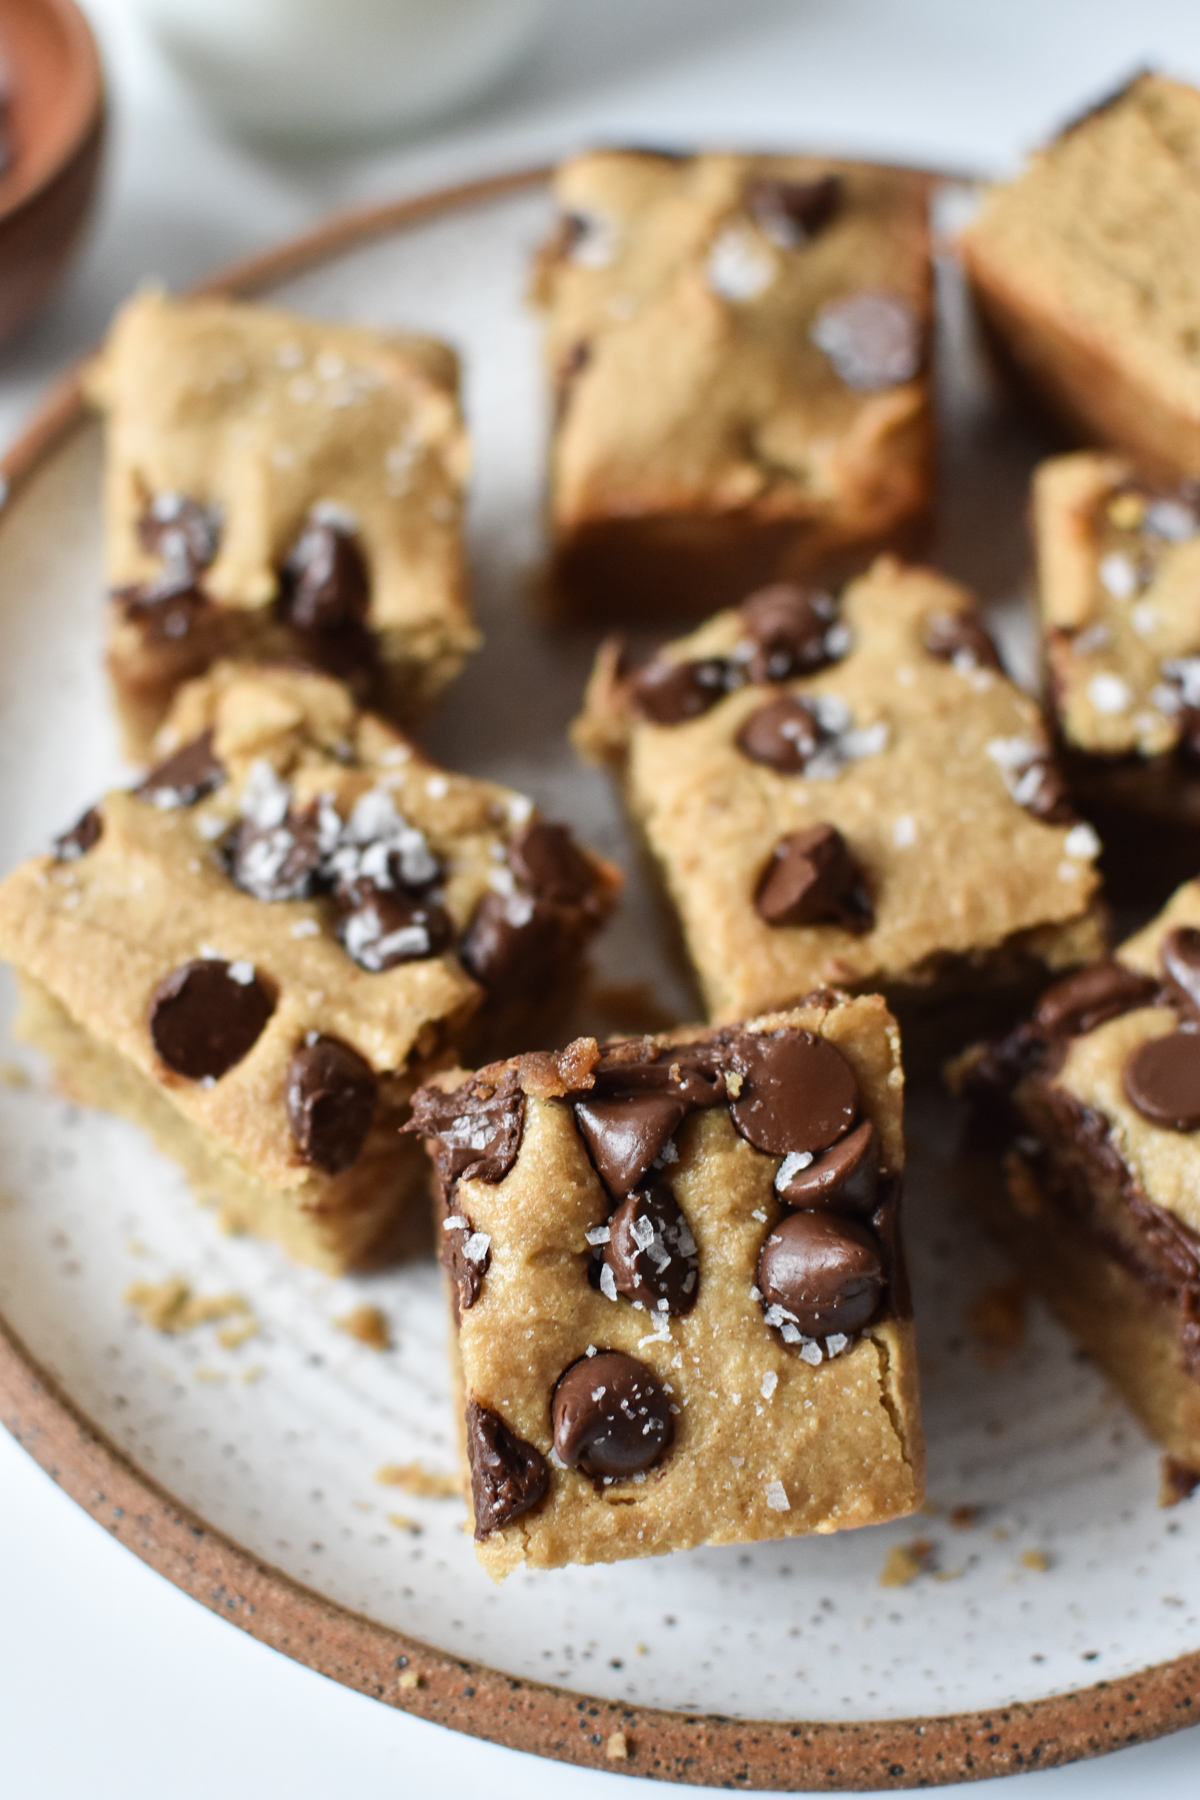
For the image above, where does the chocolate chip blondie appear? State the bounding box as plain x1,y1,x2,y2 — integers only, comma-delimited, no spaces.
532,150,933,621
953,882,1200,1477
408,993,922,1577
960,73,1200,481
0,664,618,1273
1034,451,1200,891
574,559,1105,1030
86,289,479,757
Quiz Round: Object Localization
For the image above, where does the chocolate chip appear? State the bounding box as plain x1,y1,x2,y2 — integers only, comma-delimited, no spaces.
1162,927,1200,1020
1123,1029,1200,1131
551,1351,674,1478
1014,757,1076,825
278,517,370,635
727,1027,858,1156
441,1208,491,1319
754,823,873,931
337,885,453,971
923,610,1002,673
465,1400,549,1539
53,806,102,862
285,1035,376,1173
120,578,215,645
575,1093,688,1197
758,1211,884,1338
747,174,840,248
138,495,220,575
604,1183,699,1315
736,695,824,772
776,1118,879,1212
149,958,275,1080
738,584,839,683
135,729,226,809
627,656,735,725
1033,962,1160,1038
459,890,561,992
408,1071,526,1187
508,820,599,909
811,291,922,390
591,1042,726,1109
226,808,325,903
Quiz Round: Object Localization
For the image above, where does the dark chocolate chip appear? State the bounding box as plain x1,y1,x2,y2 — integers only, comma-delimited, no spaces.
138,495,220,575
551,1351,674,1478
923,610,1002,672
459,890,561,992
285,1034,376,1173
508,820,599,909
1033,962,1160,1038
738,584,839,683
627,657,735,725
758,1211,884,1338
1014,757,1076,825
53,806,102,862
441,1207,490,1319
408,1070,525,1187
1162,927,1200,1020
337,885,453,971
148,958,275,1081
747,174,841,247
776,1118,880,1213
226,808,325,903
278,517,370,635
811,291,922,390
1123,1029,1200,1131
591,1042,726,1109
736,694,824,773
135,729,226,809
120,578,215,645
727,1027,858,1156
574,1093,688,1198
754,823,873,931
465,1400,549,1539
604,1182,699,1315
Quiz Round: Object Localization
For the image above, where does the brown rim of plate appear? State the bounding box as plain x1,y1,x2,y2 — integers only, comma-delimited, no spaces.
0,0,105,218
1,159,1197,1789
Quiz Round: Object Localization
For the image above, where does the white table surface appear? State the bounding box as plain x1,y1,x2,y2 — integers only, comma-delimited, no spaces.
3,2,1200,1794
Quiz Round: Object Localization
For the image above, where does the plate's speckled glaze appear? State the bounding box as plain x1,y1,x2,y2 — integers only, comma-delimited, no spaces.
1,170,1199,1789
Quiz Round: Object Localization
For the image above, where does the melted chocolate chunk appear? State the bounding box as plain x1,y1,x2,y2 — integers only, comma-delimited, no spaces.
408,1071,526,1187
736,694,824,773
508,820,599,909
1033,962,1160,1039
465,1400,549,1539
776,1118,879,1213
226,808,325,903
627,656,735,725
551,1351,674,1478
727,1026,858,1156
285,1035,376,1173
1020,758,1076,825
923,609,1002,672
120,578,216,645
755,823,873,931
591,1041,726,1109
738,584,839,683
747,174,841,247
574,1093,687,1197
337,885,453,971
138,495,220,575
53,806,102,862
459,890,561,992
604,1182,699,1315
811,291,922,390
1123,1029,1200,1131
148,959,275,1080
278,517,371,635
1162,927,1200,1020
758,1211,884,1338
135,729,226,809
441,1208,491,1319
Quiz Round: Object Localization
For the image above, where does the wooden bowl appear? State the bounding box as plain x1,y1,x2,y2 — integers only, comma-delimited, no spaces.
0,0,104,346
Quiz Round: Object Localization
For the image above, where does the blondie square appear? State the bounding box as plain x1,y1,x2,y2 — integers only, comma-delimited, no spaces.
574,559,1105,1026
408,993,923,1577
960,74,1200,482
954,882,1200,1478
532,150,933,620
87,289,479,757
0,664,617,1273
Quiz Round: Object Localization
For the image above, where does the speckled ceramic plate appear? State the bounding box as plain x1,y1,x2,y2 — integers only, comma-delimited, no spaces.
1,168,1198,1792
